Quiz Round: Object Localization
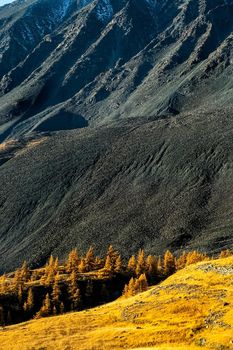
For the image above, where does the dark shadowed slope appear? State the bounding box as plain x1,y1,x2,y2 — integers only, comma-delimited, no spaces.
0,111,232,272
0,0,233,140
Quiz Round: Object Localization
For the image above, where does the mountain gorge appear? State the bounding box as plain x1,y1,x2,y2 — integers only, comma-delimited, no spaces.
0,0,233,272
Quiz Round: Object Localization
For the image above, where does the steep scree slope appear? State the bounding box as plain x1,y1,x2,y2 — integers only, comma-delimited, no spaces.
0,112,233,272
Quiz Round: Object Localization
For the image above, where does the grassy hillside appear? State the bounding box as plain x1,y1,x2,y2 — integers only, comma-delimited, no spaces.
1,257,233,350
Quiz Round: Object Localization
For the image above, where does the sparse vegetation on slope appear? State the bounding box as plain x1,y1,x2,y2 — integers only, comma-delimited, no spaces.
1,256,233,350
0,245,230,328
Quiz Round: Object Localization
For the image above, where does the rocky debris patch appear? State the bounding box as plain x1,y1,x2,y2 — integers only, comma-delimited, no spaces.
197,264,233,275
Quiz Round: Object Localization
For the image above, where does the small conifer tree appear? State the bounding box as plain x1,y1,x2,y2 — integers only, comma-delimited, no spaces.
219,249,232,259
128,277,137,297
186,251,208,266
104,255,114,274
176,251,188,270
35,293,51,318
106,245,120,266
136,274,148,293
85,246,95,272
20,261,30,283
114,255,123,273
66,249,79,274
52,273,61,306
23,288,34,312
146,255,157,279
136,249,146,276
157,256,163,275
95,256,104,270
78,258,86,273
163,250,176,277
127,255,137,275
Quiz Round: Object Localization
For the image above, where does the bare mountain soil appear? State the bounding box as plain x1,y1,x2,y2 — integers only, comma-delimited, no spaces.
0,111,232,272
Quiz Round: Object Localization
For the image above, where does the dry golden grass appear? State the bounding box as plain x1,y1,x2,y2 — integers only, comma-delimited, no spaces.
0,140,17,150
1,257,233,350
15,138,47,156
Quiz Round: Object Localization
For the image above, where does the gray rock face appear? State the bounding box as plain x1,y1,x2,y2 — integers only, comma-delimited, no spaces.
0,0,233,140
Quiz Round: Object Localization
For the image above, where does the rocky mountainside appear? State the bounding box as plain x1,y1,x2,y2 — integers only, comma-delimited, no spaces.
0,0,233,140
0,111,233,272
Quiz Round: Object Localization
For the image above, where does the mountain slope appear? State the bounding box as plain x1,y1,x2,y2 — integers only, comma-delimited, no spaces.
1,257,233,349
0,111,232,272
0,0,233,140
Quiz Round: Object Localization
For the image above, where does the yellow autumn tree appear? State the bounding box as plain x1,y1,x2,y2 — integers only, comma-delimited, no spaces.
136,249,146,277
135,273,148,293
103,255,114,274
85,246,95,272
23,288,34,313
66,249,79,273
123,277,136,297
186,251,208,266
13,261,30,291
52,273,61,307
78,258,86,273
219,249,232,259
95,256,104,270
176,251,188,270
157,256,163,275
36,293,52,318
146,255,158,278
41,255,59,286
106,245,120,266
123,273,149,298
163,250,176,276
114,255,123,273
68,270,81,310
20,261,30,283
127,255,137,275
0,274,7,295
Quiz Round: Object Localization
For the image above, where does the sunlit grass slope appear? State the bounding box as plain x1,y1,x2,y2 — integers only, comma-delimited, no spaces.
1,257,233,350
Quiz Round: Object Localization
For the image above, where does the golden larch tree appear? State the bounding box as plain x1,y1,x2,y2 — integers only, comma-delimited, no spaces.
136,249,146,277
136,274,148,293
126,277,137,297
85,246,95,272
36,293,52,318
127,255,137,275
104,255,114,274
66,249,79,274
146,255,157,278
106,245,120,266
186,251,208,266
52,273,61,306
219,249,232,259
78,258,86,273
176,251,188,270
114,255,123,273
23,288,34,312
163,250,176,276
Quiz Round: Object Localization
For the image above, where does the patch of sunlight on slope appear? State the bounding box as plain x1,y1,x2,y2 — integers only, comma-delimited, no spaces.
1,257,233,350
